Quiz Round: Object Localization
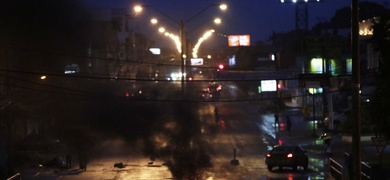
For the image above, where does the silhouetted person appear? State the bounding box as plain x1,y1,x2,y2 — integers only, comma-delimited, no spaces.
78,150,87,171
274,112,280,129
214,107,219,124
66,153,72,169
286,116,291,136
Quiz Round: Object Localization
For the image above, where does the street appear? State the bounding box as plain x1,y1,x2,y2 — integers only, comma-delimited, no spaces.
17,82,333,179
198,102,328,179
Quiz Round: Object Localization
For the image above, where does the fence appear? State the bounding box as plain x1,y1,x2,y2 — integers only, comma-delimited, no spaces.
328,153,372,180
7,173,21,180
328,158,343,180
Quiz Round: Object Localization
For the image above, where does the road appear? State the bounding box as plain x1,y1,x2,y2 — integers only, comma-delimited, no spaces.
17,82,331,179
198,101,328,179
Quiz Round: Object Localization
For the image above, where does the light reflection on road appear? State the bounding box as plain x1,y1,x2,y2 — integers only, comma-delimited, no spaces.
257,113,327,180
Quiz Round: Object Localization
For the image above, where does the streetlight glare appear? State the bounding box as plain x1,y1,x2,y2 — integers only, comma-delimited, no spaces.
219,4,227,10
134,5,143,13
192,29,215,58
158,27,165,33
151,18,158,24
214,18,221,24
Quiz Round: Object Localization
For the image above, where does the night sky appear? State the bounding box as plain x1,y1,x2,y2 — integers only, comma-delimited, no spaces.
81,0,388,44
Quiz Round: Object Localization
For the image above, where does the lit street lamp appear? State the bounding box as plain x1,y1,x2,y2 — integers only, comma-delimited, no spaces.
133,3,227,99
151,17,221,57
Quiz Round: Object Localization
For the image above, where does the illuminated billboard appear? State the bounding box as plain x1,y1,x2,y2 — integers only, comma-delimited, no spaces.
191,58,203,66
149,48,161,55
228,35,250,47
260,80,277,92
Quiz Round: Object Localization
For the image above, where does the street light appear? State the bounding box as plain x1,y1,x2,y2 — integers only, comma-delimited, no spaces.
151,17,221,57
134,3,227,99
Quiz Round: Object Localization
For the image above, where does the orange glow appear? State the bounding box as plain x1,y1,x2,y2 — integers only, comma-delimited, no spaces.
228,34,250,46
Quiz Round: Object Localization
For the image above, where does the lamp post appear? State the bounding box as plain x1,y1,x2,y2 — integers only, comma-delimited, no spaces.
351,0,361,178
134,4,227,100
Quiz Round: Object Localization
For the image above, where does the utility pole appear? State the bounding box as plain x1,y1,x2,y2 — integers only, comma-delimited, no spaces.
352,0,361,179
180,20,186,100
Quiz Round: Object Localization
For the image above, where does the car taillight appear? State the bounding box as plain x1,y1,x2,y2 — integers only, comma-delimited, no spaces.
266,154,271,158
287,153,293,158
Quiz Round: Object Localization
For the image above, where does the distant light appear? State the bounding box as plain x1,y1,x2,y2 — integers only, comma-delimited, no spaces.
192,30,214,58
218,64,224,70
219,4,227,11
134,5,143,13
158,27,165,33
280,0,323,2
214,18,221,24
149,48,161,55
40,76,46,80
151,18,158,24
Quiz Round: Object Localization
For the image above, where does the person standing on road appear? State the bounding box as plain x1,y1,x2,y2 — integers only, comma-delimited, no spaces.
286,116,292,136
274,112,280,129
66,153,72,169
214,107,219,124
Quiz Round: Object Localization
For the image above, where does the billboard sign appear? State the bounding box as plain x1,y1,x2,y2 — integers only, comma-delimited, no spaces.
228,35,250,47
191,58,204,66
260,80,277,92
149,48,161,55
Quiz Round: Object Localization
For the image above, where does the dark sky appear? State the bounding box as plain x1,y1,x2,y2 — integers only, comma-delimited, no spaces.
82,0,388,45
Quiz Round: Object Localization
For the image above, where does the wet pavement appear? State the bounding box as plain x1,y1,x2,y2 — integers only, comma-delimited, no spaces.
10,101,390,180
260,103,390,180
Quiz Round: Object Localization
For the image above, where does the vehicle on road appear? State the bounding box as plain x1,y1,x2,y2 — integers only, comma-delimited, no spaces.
201,90,213,101
265,145,309,171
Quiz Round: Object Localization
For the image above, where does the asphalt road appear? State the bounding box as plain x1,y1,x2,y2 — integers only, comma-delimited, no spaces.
15,82,332,180
199,102,328,179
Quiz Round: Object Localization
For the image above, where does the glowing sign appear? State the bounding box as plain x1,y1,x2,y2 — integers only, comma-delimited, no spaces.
191,58,203,66
228,35,250,47
149,48,161,55
260,80,277,92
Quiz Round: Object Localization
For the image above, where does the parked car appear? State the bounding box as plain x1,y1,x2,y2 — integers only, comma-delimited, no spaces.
265,145,308,171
